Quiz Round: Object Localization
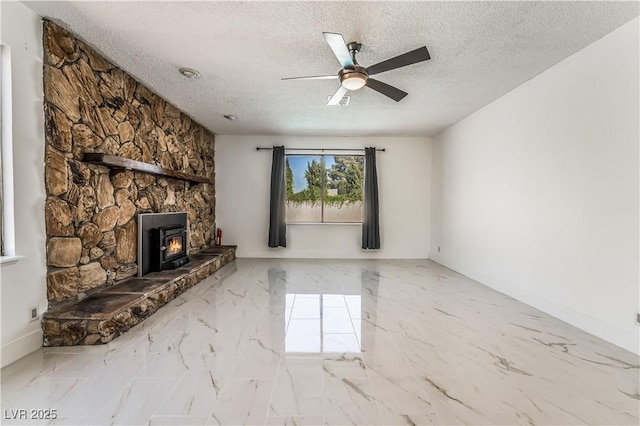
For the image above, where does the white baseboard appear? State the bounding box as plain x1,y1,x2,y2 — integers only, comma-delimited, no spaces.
1,329,43,368
430,253,640,355
235,249,428,260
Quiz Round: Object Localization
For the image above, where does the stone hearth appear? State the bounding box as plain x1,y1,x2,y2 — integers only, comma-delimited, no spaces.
43,246,235,346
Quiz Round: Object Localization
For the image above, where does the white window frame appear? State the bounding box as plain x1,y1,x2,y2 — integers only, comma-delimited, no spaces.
0,43,21,264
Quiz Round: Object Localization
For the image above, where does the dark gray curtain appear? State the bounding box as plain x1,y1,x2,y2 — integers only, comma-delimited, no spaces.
362,147,380,249
268,146,287,247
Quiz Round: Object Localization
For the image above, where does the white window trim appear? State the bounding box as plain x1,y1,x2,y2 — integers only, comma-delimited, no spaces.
286,222,362,226
0,255,24,265
0,43,21,264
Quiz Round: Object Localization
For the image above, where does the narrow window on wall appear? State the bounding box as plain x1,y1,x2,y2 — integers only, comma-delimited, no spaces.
0,45,6,256
0,44,13,257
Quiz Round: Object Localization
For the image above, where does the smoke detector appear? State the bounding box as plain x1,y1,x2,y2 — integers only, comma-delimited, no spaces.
179,68,200,79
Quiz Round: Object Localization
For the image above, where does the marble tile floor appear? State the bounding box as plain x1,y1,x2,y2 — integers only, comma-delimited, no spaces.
1,258,638,426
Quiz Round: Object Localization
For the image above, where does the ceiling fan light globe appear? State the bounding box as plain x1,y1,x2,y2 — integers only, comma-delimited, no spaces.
341,74,367,90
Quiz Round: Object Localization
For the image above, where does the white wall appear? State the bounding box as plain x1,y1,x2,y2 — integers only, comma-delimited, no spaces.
430,18,639,354
216,135,431,259
0,1,47,367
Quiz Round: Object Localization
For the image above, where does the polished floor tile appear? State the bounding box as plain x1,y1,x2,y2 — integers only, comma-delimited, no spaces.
1,258,638,425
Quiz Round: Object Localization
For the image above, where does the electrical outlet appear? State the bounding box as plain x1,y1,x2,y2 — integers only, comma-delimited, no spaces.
28,306,39,322
438,246,441,253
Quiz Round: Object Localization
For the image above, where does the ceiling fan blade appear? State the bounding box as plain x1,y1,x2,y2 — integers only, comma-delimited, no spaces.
327,85,348,106
365,78,408,102
323,32,354,68
366,46,430,76
281,75,338,81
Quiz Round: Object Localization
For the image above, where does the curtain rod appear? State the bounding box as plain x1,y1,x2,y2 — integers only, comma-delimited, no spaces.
256,147,385,152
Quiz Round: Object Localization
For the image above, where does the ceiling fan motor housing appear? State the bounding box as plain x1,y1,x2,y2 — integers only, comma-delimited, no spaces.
339,65,368,90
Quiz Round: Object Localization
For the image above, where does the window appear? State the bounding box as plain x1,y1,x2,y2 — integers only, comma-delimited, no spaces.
1,43,13,259
0,45,6,256
285,155,364,223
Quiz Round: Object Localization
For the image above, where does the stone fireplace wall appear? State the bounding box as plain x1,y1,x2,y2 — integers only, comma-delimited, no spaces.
43,21,216,306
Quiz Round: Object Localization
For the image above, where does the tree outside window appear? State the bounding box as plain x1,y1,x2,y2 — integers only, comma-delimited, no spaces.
285,155,364,223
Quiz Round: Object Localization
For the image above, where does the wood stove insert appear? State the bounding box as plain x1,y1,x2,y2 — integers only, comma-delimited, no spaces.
138,212,189,276
151,224,189,271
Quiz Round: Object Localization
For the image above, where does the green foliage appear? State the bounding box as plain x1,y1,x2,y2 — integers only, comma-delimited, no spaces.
324,194,353,207
327,156,364,201
285,159,294,199
286,155,364,206
304,159,326,200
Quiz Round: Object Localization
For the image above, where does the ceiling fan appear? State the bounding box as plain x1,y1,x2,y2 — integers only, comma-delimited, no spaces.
283,32,430,105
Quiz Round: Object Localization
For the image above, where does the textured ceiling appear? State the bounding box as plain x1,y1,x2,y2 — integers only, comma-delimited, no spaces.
24,1,639,137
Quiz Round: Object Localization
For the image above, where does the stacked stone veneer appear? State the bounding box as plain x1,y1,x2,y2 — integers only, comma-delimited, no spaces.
43,20,216,307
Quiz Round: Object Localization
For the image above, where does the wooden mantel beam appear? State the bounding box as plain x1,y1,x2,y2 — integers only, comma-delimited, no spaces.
82,153,211,185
